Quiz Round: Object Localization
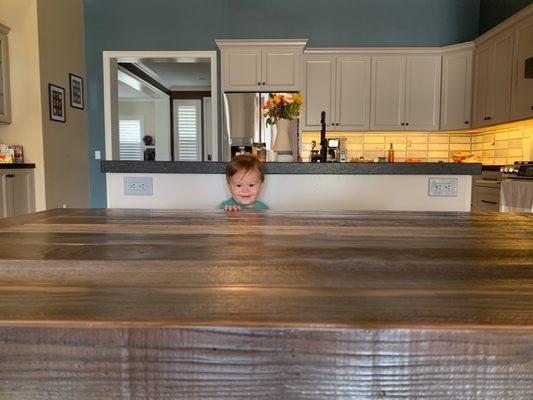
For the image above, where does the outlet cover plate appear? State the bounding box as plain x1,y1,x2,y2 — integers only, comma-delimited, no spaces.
124,177,153,196
428,178,458,197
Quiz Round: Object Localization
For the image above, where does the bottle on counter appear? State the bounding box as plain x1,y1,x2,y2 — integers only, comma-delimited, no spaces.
387,143,394,163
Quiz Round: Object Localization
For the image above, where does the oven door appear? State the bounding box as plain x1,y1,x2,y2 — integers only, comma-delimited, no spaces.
500,179,533,213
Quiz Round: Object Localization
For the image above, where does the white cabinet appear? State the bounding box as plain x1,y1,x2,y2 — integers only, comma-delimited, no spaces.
302,55,335,128
473,29,514,127
440,46,473,130
222,47,261,92
0,169,35,218
511,13,533,120
371,55,441,131
302,54,371,130
218,40,306,92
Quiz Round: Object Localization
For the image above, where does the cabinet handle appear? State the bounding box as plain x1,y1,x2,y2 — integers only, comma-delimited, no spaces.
5,174,14,178
481,200,498,205
530,105,533,110
401,122,405,126
465,121,469,124
258,82,261,85
486,116,492,120
262,82,266,85
405,122,409,126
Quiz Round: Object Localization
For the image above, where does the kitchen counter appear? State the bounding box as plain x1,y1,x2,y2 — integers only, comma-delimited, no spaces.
0,208,532,398
0,163,35,169
101,160,481,175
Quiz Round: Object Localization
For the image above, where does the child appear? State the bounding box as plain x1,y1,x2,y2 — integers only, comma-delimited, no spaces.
220,154,269,211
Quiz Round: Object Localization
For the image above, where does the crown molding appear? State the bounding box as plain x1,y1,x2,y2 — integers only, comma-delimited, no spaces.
475,3,533,45
304,47,443,55
0,23,10,35
215,39,308,49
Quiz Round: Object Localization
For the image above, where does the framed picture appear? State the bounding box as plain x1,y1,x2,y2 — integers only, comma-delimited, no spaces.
48,83,66,123
69,73,84,109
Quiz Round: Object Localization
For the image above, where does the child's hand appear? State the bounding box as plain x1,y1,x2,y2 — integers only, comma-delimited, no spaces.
224,205,241,211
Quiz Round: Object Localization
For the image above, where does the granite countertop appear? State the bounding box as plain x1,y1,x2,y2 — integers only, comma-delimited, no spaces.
101,160,481,175
0,163,35,169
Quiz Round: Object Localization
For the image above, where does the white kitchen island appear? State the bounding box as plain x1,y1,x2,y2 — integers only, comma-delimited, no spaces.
102,162,480,212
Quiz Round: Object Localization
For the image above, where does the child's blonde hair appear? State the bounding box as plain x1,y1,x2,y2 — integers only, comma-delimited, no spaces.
226,154,265,182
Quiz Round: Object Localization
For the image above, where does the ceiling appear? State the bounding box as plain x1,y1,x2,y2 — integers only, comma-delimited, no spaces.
137,58,211,90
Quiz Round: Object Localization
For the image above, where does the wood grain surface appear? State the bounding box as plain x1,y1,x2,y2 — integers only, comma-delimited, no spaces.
0,208,532,399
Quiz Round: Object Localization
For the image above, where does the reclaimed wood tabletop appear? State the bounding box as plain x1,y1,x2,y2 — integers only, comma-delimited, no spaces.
0,208,532,399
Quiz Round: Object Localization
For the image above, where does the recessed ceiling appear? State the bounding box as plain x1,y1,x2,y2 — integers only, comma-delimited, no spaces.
136,58,211,90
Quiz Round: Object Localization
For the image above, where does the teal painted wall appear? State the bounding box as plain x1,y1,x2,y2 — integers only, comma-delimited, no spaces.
479,0,532,34
85,0,481,207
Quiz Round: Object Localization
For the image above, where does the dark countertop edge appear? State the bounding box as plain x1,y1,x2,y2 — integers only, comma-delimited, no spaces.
0,163,35,169
482,165,503,171
101,161,481,175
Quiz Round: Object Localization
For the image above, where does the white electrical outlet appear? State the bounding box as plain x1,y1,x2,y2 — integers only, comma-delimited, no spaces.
124,177,153,196
94,150,101,160
428,178,458,197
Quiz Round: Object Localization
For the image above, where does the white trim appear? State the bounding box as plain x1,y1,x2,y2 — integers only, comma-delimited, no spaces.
103,51,218,162
475,3,533,45
441,42,475,54
305,47,444,55
216,39,308,48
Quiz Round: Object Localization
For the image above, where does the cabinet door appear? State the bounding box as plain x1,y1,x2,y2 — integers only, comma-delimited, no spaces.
511,14,533,120
222,47,261,91
13,170,34,216
335,56,371,130
371,56,405,131
404,55,441,130
0,173,14,218
262,47,301,91
489,29,514,125
441,50,473,130
473,44,491,127
302,55,336,129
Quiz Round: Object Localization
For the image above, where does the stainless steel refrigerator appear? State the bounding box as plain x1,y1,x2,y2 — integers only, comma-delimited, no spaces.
222,92,299,161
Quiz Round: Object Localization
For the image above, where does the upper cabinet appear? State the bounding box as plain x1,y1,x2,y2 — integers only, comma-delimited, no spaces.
511,12,533,120
440,45,474,130
0,23,12,124
302,53,371,130
473,29,514,127
217,40,307,92
371,54,441,131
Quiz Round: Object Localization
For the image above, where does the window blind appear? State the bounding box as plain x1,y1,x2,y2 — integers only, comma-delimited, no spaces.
119,119,142,160
175,100,201,161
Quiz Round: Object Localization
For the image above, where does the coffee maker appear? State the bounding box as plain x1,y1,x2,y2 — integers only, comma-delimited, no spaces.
326,138,341,162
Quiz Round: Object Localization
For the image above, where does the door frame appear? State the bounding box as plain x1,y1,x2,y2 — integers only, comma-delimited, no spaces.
103,51,218,161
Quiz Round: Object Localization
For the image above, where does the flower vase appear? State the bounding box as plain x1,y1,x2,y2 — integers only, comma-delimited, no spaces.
272,119,294,162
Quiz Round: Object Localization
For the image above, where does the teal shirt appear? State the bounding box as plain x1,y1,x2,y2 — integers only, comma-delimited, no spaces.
219,198,269,210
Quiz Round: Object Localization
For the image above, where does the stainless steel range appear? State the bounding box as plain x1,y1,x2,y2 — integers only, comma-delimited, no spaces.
500,161,533,179
499,162,533,213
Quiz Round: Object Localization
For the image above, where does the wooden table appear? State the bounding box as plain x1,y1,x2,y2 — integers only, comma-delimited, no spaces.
0,208,532,398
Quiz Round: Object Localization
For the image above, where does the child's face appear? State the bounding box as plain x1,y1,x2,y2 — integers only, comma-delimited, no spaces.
228,169,264,207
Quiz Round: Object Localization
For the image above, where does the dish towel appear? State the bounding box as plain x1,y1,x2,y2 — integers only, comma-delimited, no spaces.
500,180,533,213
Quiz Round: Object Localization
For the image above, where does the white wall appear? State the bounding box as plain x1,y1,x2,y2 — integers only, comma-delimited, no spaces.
106,173,472,212
0,0,46,210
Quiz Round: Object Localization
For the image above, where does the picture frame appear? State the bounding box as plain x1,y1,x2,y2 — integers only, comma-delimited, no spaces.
48,83,66,123
69,73,84,109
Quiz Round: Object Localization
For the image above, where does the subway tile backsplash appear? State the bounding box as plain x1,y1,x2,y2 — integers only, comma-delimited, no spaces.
300,120,533,164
